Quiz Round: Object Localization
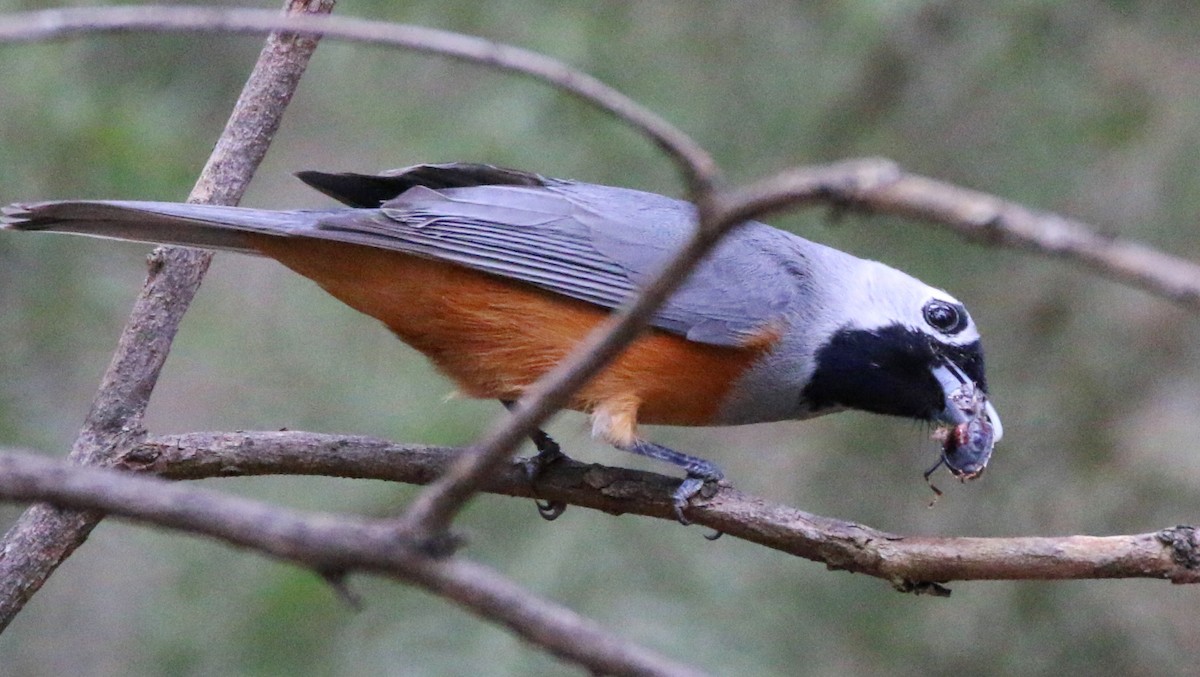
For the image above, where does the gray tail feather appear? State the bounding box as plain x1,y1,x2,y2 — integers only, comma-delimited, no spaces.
1,200,328,255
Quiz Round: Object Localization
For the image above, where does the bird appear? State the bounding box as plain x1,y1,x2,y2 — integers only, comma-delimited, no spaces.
2,162,1001,522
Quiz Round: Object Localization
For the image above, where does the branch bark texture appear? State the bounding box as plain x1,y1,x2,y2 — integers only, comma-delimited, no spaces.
119,432,1200,589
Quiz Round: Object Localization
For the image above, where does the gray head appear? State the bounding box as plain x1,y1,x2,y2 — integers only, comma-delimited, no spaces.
796,257,1001,441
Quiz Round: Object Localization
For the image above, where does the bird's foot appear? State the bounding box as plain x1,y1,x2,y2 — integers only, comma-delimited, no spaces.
670,471,723,534
502,400,572,521
620,439,724,532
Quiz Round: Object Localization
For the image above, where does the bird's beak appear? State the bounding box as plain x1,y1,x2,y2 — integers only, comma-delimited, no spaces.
983,399,1002,442
931,362,1002,441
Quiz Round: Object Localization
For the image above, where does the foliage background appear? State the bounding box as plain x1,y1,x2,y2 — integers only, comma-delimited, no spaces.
2,0,1199,675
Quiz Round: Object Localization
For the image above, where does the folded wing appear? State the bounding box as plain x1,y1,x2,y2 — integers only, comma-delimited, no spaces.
300,164,810,347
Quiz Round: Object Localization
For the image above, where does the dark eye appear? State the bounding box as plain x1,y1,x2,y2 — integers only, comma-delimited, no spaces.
923,300,967,334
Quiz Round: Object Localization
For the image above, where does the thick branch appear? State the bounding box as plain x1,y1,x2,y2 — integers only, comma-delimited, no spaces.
121,432,1200,588
0,452,705,677
0,0,334,633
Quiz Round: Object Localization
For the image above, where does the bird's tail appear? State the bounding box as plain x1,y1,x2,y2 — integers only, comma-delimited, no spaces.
1,200,329,255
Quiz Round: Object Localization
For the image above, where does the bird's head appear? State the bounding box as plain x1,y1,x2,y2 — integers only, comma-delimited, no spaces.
799,260,1001,475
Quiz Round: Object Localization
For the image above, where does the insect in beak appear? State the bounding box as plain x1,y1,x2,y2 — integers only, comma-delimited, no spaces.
925,361,999,505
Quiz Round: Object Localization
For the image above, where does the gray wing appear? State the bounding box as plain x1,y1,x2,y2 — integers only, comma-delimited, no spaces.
310,176,812,347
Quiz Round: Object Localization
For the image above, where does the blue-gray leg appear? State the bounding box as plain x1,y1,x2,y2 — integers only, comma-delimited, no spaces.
501,400,568,520
618,440,724,525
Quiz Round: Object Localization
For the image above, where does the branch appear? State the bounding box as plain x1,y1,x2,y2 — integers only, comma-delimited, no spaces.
121,432,1200,589
732,166,1200,311
0,0,335,633
0,5,718,194
0,451,706,677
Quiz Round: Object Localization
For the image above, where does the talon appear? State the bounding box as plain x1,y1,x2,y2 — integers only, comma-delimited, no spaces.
535,499,567,521
503,401,570,520
521,435,568,520
703,530,724,541
673,502,692,526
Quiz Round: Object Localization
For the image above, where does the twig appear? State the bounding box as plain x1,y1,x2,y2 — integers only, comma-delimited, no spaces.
834,172,1200,310
721,161,1200,309
0,452,707,677
0,5,718,195
119,432,1200,588
0,0,335,633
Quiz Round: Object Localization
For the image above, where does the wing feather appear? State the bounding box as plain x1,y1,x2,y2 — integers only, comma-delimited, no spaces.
302,168,811,347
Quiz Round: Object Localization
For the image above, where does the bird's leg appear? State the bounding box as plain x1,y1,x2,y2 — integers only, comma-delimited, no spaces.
501,400,568,520
615,439,724,526
591,397,723,527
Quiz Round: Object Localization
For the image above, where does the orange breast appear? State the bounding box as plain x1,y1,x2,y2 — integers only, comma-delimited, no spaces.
248,236,775,426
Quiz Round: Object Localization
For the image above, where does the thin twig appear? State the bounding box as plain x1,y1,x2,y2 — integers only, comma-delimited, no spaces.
715,160,1200,311
0,5,718,195
118,432,1200,588
839,173,1200,310
0,452,707,677
0,0,335,633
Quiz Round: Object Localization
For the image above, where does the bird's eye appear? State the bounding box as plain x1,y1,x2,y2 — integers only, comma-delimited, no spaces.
923,300,967,334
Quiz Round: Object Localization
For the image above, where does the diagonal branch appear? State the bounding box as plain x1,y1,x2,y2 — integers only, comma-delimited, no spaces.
0,0,335,633
396,160,901,537
0,451,707,677
115,432,1200,589
395,159,1200,536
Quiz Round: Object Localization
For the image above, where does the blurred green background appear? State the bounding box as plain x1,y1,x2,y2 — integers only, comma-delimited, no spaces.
2,0,1199,675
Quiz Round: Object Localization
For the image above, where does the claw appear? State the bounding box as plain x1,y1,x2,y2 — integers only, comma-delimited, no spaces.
517,422,568,520
672,503,692,525
535,499,567,521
